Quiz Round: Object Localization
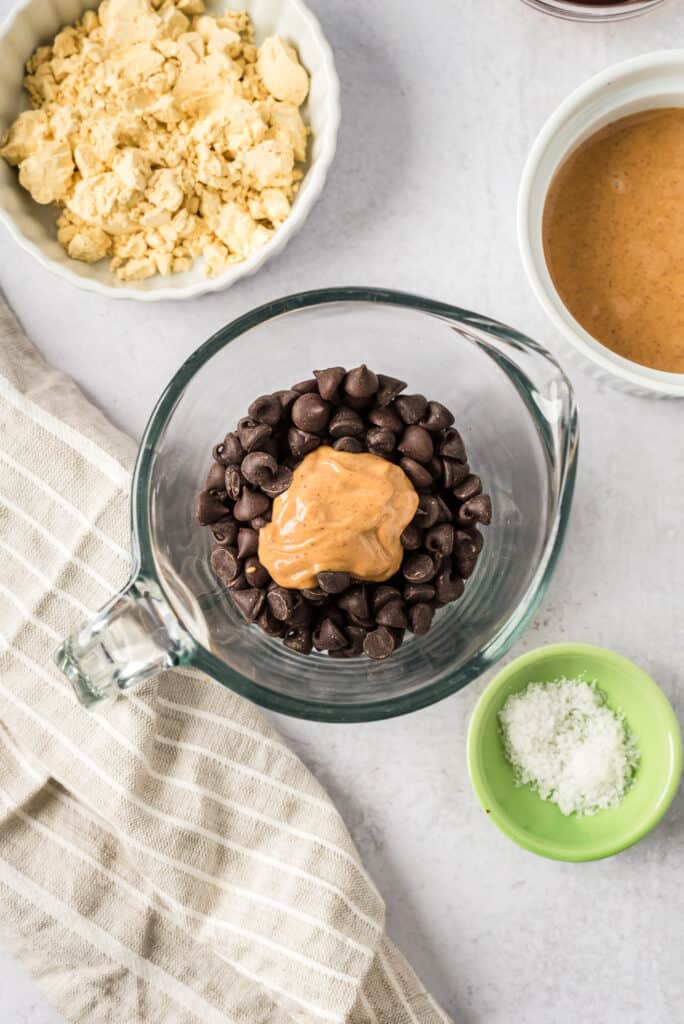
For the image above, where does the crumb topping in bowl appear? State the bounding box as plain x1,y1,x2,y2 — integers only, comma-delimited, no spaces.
0,0,310,282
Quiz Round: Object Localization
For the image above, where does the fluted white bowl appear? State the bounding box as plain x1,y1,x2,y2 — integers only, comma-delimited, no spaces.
0,0,339,301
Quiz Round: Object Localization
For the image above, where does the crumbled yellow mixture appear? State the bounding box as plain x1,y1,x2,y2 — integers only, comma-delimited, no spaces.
0,0,310,281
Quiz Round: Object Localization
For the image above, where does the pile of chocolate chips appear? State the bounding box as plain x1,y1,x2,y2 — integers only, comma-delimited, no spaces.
196,366,492,661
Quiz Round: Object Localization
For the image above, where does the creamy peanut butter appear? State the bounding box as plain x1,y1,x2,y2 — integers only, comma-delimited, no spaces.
543,108,684,374
258,446,419,590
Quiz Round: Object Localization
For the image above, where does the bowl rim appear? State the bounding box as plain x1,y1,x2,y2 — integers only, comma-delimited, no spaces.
517,50,684,397
521,0,667,22
130,286,579,722
0,0,340,301
467,642,683,861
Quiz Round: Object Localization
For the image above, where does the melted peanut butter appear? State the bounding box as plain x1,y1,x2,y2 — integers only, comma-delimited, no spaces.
543,108,684,374
258,446,419,589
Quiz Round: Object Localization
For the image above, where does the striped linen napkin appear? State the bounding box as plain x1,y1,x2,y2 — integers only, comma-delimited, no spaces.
0,294,451,1024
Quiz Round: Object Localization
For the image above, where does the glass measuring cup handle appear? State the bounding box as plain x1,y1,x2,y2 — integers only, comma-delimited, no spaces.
55,576,195,708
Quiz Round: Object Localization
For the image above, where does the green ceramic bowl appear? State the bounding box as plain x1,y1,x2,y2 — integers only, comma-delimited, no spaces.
467,644,682,861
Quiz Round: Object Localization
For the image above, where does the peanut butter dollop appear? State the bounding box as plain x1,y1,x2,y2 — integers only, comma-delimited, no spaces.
258,446,419,589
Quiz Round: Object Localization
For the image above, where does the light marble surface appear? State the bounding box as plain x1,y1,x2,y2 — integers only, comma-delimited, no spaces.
1,1,683,1021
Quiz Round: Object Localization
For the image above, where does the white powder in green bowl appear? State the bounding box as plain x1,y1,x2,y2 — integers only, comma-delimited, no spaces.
498,677,639,816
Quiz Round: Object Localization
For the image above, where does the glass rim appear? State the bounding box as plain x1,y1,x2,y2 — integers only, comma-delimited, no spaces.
521,0,665,20
131,287,579,723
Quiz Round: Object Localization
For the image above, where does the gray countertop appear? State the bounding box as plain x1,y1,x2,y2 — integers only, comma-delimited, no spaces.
1,1,683,1021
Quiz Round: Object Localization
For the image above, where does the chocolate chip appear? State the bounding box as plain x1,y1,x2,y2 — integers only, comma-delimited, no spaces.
403,582,436,604
301,587,327,604
332,437,364,453
408,603,434,635
313,617,348,652
288,427,321,457
395,394,428,425
368,404,403,433
392,627,406,650
205,462,227,490
292,378,318,394
435,567,465,603
329,625,367,658
233,487,270,522
232,587,265,622
425,523,454,556
366,427,396,455
363,626,396,660
399,457,433,489
314,366,346,402
237,527,259,559
454,552,478,578
244,557,270,588
196,490,229,525
263,437,281,459
248,394,282,426
376,599,408,629
267,586,298,621
344,364,379,399
440,429,467,461
372,585,402,611
238,417,272,453
214,433,244,465
347,612,376,629
343,394,373,411
400,524,423,550
452,475,482,501
227,573,249,591
435,495,453,522
421,401,455,431
241,451,278,487
398,425,434,464
225,466,242,501
403,553,436,582
414,494,441,529
284,627,313,654
443,459,471,489
211,519,238,546
328,407,365,438
261,466,293,498
291,392,333,433
376,374,407,407
455,530,479,557
210,546,240,585
346,625,369,650
259,608,286,637
469,528,485,554
317,571,351,594
250,514,271,530
325,605,346,630
427,456,443,480
458,493,492,526
275,389,299,410
337,585,370,620
290,600,313,628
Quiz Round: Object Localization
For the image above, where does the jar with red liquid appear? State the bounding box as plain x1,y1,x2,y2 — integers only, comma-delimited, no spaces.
522,0,666,20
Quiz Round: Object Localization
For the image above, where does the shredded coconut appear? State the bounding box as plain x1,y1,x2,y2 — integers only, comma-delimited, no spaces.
499,676,639,817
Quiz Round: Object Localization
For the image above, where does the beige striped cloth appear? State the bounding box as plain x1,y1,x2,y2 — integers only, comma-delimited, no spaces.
0,295,451,1024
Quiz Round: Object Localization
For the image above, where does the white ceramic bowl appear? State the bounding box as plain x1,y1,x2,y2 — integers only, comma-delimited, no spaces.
518,51,684,398
0,0,339,301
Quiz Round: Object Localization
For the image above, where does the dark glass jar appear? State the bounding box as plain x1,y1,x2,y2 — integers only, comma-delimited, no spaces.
521,0,665,20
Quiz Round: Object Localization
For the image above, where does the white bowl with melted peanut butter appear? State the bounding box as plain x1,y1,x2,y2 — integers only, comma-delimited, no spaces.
0,0,339,300
519,51,684,397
